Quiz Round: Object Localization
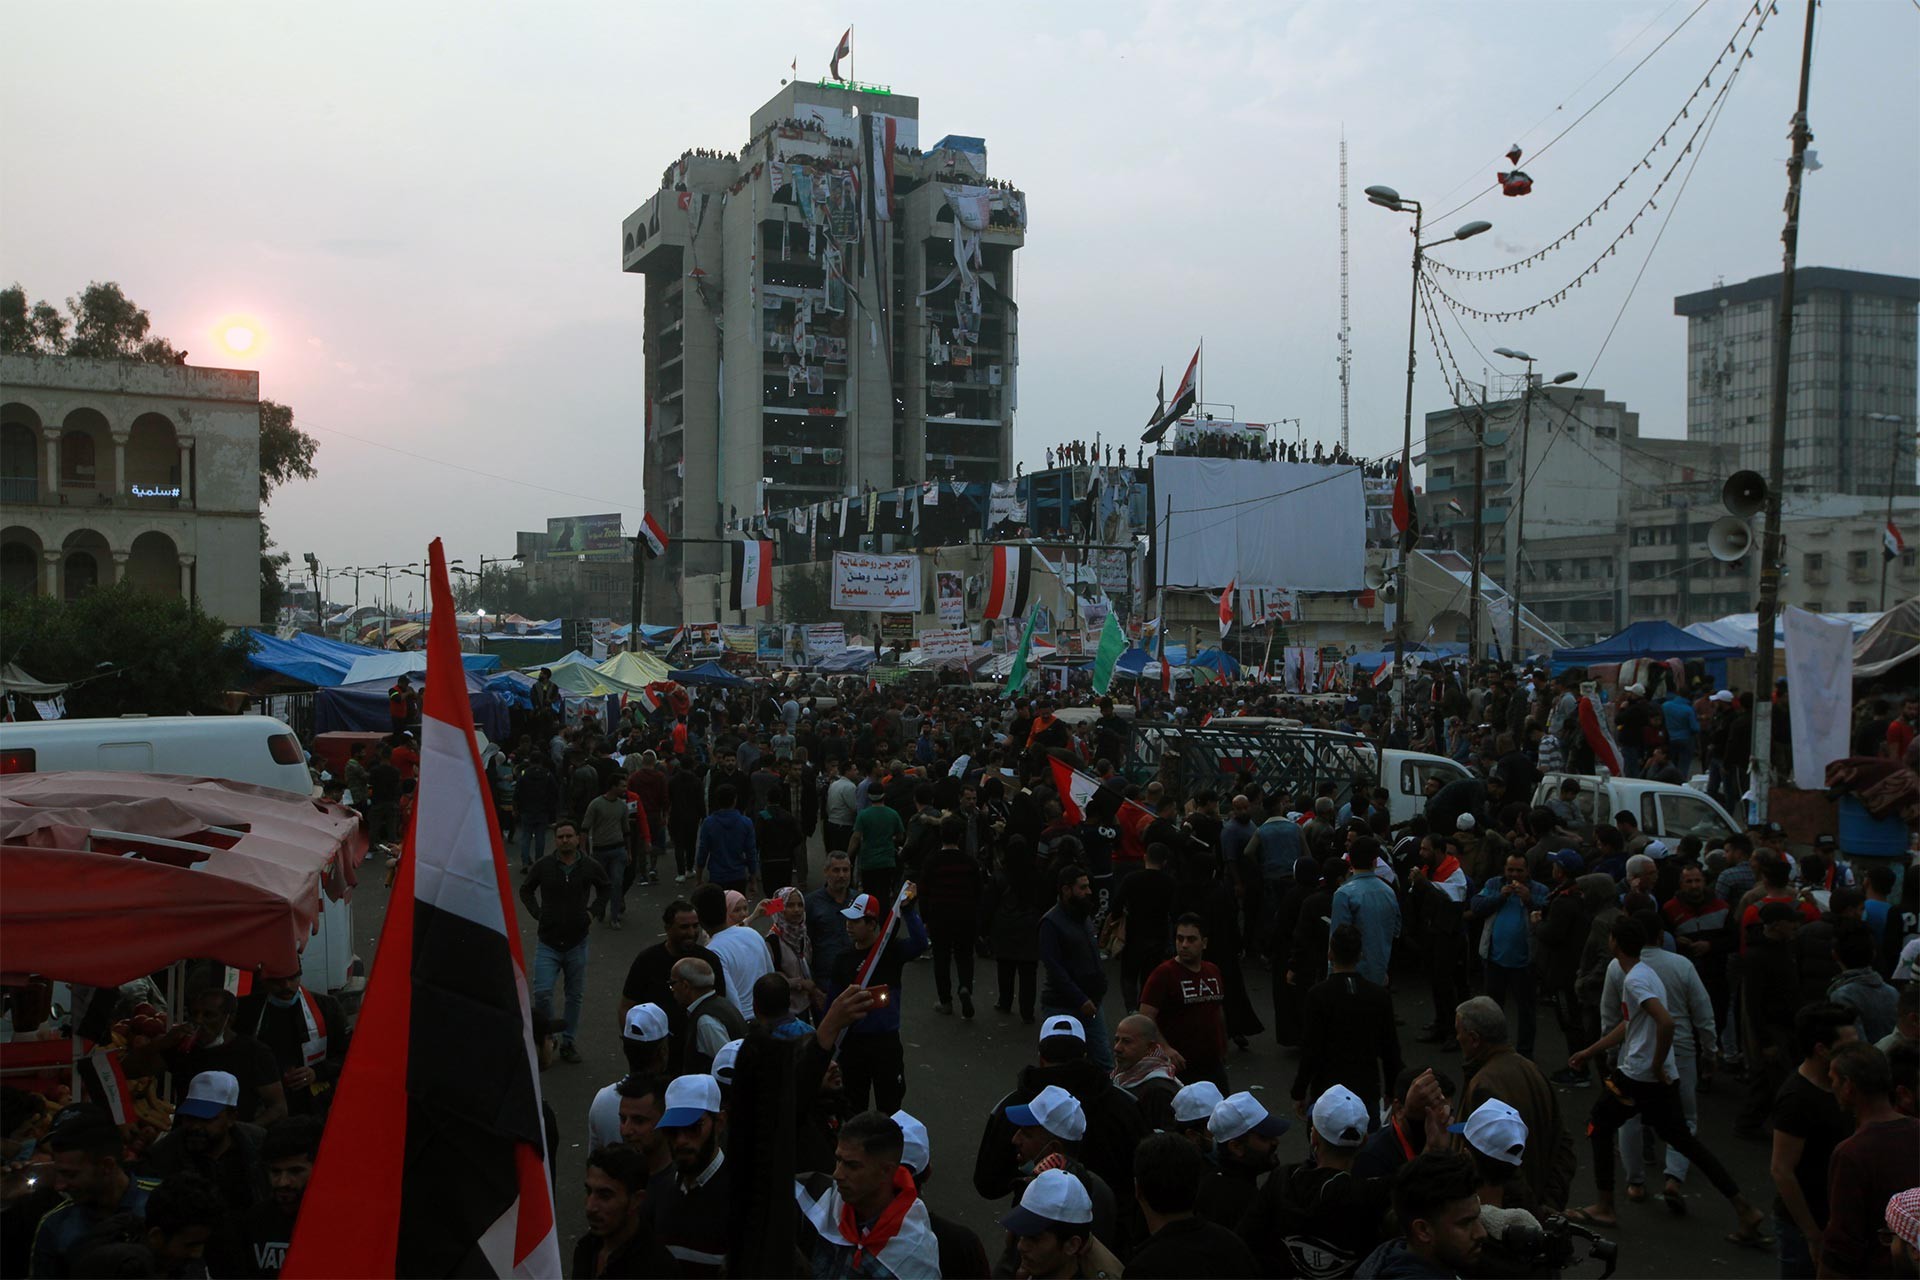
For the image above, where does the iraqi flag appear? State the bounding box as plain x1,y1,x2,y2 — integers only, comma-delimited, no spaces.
640,512,669,559
1217,579,1235,639
830,26,851,79
1051,757,1156,856
1886,519,1906,563
1140,347,1199,444
284,539,560,1279
731,539,773,611
75,1042,135,1125
1577,692,1625,776
983,545,1031,620
1392,465,1419,553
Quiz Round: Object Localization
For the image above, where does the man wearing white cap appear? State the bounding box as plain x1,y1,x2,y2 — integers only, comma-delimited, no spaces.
587,1003,670,1154
1194,1091,1287,1230
827,887,930,1114
973,1016,1145,1233
1168,1081,1224,1155
795,1111,943,1279
999,1167,1124,1280
140,1070,265,1212
890,1109,992,1280
648,1075,732,1276
987,1084,1117,1254
1246,1083,1428,1277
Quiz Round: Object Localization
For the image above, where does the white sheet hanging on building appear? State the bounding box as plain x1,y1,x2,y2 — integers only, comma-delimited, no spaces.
1783,607,1853,786
1153,457,1366,593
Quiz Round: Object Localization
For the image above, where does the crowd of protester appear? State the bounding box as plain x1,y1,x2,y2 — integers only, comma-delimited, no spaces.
4,664,1915,1278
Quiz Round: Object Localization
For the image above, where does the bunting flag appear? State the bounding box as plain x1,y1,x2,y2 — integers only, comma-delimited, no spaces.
639,513,669,559
1004,607,1041,695
983,545,1031,620
830,26,851,80
1140,347,1199,444
1217,579,1235,639
730,539,773,611
1885,519,1906,563
1090,610,1125,696
285,539,559,1279
1392,466,1418,553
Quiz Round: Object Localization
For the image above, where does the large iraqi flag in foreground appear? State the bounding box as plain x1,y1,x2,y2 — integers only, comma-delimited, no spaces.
285,539,561,1278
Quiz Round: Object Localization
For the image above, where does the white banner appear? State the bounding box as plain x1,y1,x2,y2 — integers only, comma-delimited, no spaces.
936,570,965,625
1783,607,1853,786
989,481,1027,526
802,623,847,660
917,628,974,665
831,551,923,612
1154,456,1366,592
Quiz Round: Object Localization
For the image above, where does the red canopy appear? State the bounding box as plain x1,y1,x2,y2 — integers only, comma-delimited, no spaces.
0,773,368,988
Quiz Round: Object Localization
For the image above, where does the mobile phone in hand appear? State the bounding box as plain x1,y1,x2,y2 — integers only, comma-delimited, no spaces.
869,984,891,1004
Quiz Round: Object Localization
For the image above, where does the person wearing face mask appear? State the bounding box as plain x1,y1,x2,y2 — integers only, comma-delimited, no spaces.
128,986,287,1126
233,971,351,1120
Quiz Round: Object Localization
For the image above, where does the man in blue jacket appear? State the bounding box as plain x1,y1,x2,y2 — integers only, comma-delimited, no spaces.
1470,853,1550,1057
1040,865,1114,1071
1330,842,1400,988
826,890,929,1113
693,783,759,894
1661,691,1702,777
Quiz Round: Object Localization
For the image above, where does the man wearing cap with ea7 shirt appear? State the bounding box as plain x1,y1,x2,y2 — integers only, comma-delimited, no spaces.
1000,1167,1126,1280
826,888,929,1114
1194,1091,1288,1232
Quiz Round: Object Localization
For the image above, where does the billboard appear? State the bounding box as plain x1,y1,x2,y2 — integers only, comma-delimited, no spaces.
546,513,625,561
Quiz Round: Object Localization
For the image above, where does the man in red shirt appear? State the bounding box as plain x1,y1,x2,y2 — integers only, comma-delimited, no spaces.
389,731,419,784
1139,913,1229,1091
1821,1041,1920,1278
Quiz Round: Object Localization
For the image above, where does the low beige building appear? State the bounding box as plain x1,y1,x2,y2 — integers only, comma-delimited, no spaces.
1,353,263,626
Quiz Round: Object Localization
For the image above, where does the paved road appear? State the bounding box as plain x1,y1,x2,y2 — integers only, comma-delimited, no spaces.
351,836,1779,1279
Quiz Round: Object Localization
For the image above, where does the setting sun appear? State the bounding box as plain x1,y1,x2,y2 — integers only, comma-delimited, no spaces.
224,324,255,353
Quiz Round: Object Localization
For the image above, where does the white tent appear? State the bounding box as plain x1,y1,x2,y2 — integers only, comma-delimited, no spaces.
1685,610,1881,653
340,651,430,687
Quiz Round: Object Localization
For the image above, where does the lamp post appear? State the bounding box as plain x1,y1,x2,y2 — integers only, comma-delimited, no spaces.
1492,349,1578,662
1365,184,1490,711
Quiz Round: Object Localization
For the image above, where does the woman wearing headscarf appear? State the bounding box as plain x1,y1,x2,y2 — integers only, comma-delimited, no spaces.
761,886,818,1018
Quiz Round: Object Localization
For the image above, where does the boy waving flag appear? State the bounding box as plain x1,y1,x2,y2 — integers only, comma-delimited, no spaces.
285,539,561,1278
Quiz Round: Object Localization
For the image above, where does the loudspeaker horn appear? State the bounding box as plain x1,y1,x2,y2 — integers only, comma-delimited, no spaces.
1708,516,1752,562
1380,581,1399,605
1722,470,1768,518
1364,564,1388,590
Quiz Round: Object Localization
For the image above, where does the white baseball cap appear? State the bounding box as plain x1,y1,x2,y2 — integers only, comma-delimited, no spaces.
892,1110,930,1176
177,1071,239,1120
1000,1168,1094,1235
657,1074,722,1129
840,893,887,921
1005,1084,1087,1142
712,1039,743,1085
623,1003,669,1043
1310,1085,1370,1148
1645,839,1672,860
1171,1081,1225,1126
1456,814,1477,831
1450,1098,1528,1166
1210,1091,1289,1144
1038,1014,1085,1044
1709,689,1735,703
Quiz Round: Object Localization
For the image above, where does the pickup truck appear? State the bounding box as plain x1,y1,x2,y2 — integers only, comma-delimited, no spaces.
1531,772,1740,846
1124,720,1470,824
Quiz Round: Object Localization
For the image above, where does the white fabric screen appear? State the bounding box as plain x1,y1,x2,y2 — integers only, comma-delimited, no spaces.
1153,457,1367,591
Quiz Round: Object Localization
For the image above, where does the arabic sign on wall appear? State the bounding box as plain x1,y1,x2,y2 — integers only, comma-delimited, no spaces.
545,513,625,560
830,551,923,613
917,628,974,664
802,623,847,659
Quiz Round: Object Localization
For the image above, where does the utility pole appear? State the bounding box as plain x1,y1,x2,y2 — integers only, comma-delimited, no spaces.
1751,0,1818,822
1508,374,1535,663
1467,410,1486,662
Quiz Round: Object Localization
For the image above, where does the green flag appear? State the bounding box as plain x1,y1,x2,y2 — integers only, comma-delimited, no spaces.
1090,610,1125,695
1003,607,1041,695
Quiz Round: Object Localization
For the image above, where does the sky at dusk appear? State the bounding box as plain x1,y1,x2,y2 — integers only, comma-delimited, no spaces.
5,1,1917,577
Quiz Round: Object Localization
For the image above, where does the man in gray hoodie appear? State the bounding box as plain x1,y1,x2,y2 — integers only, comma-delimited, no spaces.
1829,921,1898,1042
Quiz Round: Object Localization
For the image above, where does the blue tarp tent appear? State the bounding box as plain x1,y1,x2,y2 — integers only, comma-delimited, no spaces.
1186,648,1242,677
670,661,752,688
315,672,510,741
815,648,878,674
244,629,500,688
1551,620,1743,684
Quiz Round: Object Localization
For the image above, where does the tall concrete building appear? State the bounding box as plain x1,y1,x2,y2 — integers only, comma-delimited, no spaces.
1675,267,1919,497
621,80,1027,621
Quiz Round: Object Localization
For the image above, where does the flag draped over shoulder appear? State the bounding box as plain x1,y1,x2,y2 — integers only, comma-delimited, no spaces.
284,539,560,1280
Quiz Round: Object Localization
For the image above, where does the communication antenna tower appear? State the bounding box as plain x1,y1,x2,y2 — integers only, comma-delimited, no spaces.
1338,129,1352,452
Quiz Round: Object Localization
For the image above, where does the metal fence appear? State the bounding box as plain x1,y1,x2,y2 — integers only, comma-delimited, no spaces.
251,691,315,744
1122,721,1379,808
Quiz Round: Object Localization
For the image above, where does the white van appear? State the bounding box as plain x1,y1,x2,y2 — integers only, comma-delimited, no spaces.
0,715,312,795
1531,772,1740,846
0,715,360,1001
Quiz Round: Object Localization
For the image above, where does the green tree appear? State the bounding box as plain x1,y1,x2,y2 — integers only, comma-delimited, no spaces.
255,400,319,619
775,561,832,623
62,281,181,362
0,583,252,718
455,564,580,620
0,284,68,354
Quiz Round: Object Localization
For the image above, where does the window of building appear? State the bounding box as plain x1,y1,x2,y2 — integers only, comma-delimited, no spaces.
1805,600,1824,613
1847,600,1869,611
1804,552,1824,571
1849,549,1870,570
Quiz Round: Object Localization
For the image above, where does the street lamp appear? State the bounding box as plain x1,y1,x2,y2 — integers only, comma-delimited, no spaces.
1493,349,1579,659
1370,183,1491,710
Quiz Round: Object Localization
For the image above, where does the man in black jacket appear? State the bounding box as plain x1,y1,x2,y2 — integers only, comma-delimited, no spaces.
518,819,609,1063
1291,924,1403,1124
1125,1133,1256,1278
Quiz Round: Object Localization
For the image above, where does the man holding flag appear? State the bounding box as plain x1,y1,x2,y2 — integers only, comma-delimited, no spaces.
284,540,561,1278
826,889,930,1114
